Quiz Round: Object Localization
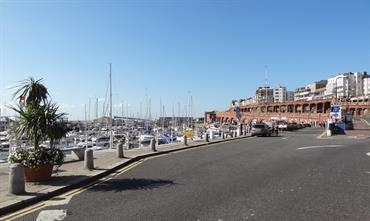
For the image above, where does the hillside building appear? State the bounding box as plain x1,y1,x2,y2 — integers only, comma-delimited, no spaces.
273,86,287,103
256,86,274,104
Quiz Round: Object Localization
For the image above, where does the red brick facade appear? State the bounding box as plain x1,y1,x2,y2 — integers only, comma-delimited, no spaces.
205,98,370,123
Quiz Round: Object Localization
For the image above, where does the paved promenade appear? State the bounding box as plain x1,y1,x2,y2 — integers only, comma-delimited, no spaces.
0,136,243,217
323,118,370,139
345,118,370,138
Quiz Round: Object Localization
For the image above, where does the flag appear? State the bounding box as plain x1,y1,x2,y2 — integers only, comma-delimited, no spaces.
19,96,26,109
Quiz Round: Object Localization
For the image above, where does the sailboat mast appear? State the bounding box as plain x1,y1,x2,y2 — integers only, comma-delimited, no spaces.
109,63,113,149
95,98,98,119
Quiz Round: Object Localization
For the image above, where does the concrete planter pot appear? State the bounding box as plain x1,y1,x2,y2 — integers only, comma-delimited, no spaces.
24,164,53,182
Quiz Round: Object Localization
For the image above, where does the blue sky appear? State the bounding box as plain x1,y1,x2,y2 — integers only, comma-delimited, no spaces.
1,0,369,120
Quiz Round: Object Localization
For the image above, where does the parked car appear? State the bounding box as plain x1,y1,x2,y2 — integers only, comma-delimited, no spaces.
286,122,298,131
278,122,288,131
251,123,272,137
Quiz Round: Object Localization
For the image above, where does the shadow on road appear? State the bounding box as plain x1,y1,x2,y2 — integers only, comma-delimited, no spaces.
88,178,176,192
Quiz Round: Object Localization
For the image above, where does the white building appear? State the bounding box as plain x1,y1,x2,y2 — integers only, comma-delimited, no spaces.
231,96,257,108
325,72,366,99
274,86,287,103
363,73,370,96
0,117,11,131
243,96,257,105
294,87,311,101
353,72,365,97
307,80,327,99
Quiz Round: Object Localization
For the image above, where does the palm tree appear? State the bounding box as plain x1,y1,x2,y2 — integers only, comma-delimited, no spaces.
10,78,67,149
10,103,48,149
44,102,68,148
13,77,49,106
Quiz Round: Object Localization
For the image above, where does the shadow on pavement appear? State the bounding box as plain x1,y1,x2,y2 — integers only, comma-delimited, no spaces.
88,178,176,192
34,175,90,186
21,192,44,197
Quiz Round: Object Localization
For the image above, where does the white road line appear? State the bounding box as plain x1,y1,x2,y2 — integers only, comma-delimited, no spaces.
366,152,370,156
297,145,343,150
36,210,67,221
317,131,327,139
47,196,72,206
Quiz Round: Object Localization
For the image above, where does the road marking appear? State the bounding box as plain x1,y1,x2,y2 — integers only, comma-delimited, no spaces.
3,140,245,219
317,131,327,139
47,196,72,206
366,152,370,156
297,144,343,150
36,210,67,221
2,160,145,220
1,203,47,220
281,137,288,140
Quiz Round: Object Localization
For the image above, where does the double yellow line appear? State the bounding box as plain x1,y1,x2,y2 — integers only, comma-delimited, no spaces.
1,160,145,220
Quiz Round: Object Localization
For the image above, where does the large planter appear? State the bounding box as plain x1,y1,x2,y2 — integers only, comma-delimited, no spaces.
24,164,53,182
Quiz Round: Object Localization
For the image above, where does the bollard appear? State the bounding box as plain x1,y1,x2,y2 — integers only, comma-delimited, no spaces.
84,149,94,169
326,129,332,137
206,133,210,142
8,163,25,195
150,138,156,152
209,130,214,140
237,129,241,137
184,135,188,146
221,131,225,139
117,141,124,158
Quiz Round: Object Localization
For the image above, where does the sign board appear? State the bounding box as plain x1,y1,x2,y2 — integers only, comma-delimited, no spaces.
184,130,194,138
330,105,341,120
331,105,340,113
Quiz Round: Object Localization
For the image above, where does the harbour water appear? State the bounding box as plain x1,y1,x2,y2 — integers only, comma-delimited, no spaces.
0,151,8,163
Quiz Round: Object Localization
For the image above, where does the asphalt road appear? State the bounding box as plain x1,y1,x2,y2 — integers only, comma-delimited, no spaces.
14,128,370,221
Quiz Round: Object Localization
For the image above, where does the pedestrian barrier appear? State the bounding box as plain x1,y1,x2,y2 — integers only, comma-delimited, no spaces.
63,147,86,161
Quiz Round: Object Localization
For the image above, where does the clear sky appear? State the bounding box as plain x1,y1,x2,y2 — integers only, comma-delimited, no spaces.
1,0,369,120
